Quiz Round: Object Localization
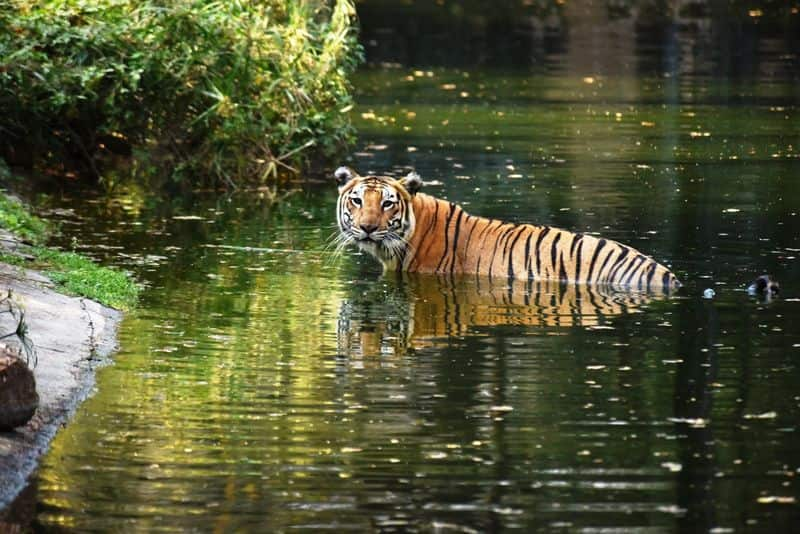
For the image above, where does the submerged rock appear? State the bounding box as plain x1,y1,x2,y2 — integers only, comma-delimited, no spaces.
0,348,38,431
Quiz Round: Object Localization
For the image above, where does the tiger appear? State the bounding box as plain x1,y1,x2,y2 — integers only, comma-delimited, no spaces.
334,166,681,292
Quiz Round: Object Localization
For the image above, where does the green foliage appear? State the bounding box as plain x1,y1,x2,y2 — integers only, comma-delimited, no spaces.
0,0,362,185
0,193,49,244
31,247,139,310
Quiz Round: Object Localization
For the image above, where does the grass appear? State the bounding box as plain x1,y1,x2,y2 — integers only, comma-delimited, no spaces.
0,0,363,186
33,247,139,311
0,192,138,310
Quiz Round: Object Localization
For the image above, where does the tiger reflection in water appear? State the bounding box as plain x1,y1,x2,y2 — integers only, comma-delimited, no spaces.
337,273,661,358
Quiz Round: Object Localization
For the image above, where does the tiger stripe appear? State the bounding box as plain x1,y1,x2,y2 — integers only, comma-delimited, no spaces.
533,226,550,279
435,202,457,273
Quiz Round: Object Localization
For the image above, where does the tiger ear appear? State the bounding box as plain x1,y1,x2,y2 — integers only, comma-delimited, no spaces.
400,171,423,196
334,166,355,189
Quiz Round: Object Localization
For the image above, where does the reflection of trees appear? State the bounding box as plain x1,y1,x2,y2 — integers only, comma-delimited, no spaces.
38,260,352,530
357,0,799,77
35,255,677,530
357,0,566,68
30,249,800,530
34,188,359,529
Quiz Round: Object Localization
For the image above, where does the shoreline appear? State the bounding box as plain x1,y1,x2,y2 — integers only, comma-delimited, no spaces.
0,261,121,512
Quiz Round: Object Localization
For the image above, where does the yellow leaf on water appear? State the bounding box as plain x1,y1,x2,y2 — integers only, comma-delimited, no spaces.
743,411,777,419
757,496,795,504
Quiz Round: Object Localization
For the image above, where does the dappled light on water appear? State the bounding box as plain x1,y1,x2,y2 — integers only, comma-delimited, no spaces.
23,168,799,530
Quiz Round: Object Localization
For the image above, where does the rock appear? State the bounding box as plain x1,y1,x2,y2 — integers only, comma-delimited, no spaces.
0,349,38,431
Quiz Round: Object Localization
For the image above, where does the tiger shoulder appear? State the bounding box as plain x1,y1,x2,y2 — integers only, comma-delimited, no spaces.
334,166,681,292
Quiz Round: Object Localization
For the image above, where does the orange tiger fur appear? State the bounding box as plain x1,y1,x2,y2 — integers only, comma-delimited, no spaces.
334,167,681,292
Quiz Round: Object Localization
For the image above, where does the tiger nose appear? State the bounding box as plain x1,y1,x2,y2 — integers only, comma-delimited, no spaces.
360,223,378,234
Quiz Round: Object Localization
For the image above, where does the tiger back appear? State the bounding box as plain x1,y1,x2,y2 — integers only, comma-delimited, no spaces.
334,166,681,292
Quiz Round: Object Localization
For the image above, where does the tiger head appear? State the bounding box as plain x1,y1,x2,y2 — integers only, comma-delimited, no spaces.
334,166,423,267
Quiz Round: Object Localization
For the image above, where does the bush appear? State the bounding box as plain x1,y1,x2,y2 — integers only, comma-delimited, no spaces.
0,0,362,186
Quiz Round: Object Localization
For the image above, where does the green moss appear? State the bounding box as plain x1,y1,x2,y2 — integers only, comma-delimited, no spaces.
0,194,49,245
0,251,27,268
1,244,139,310
31,247,139,311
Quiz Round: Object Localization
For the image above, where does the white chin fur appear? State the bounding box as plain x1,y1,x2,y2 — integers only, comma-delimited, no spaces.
356,239,379,254
356,239,394,262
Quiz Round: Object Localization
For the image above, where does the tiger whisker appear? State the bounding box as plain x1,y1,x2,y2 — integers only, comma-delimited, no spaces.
322,230,342,252
323,232,355,267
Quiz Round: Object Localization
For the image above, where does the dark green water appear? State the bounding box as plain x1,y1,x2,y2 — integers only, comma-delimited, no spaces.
7,4,800,532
